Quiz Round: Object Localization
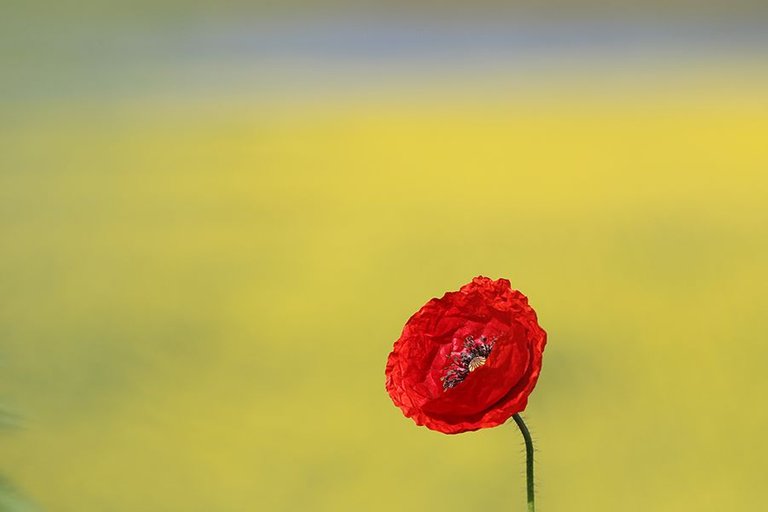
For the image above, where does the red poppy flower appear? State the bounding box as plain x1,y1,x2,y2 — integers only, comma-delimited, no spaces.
385,276,547,434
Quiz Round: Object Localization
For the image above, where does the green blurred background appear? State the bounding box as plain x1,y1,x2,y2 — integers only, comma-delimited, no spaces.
1,2,767,511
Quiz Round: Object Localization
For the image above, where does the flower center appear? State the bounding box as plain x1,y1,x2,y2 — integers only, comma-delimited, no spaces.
441,335,495,390
468,356,487,372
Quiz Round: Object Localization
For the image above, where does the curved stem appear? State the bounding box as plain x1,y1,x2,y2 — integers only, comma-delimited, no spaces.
512,413,535,512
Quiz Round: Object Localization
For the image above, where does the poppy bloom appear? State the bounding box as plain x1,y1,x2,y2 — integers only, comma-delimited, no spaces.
385,276,546,434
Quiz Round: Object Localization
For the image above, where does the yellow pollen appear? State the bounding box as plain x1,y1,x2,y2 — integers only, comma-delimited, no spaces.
468,356,487,372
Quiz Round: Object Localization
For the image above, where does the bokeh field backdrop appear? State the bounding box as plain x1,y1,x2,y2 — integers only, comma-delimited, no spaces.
2,5,768,512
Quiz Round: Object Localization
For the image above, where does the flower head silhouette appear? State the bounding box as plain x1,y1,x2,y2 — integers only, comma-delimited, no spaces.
385,276,546,434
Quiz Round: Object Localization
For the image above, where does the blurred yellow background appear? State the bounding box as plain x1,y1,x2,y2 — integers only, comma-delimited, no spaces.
1,4,768,512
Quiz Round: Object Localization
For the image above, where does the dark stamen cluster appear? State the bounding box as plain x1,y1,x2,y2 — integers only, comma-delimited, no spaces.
441,335,495,390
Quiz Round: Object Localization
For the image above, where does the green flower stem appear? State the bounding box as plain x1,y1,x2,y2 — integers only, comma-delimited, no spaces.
512,413,535,512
